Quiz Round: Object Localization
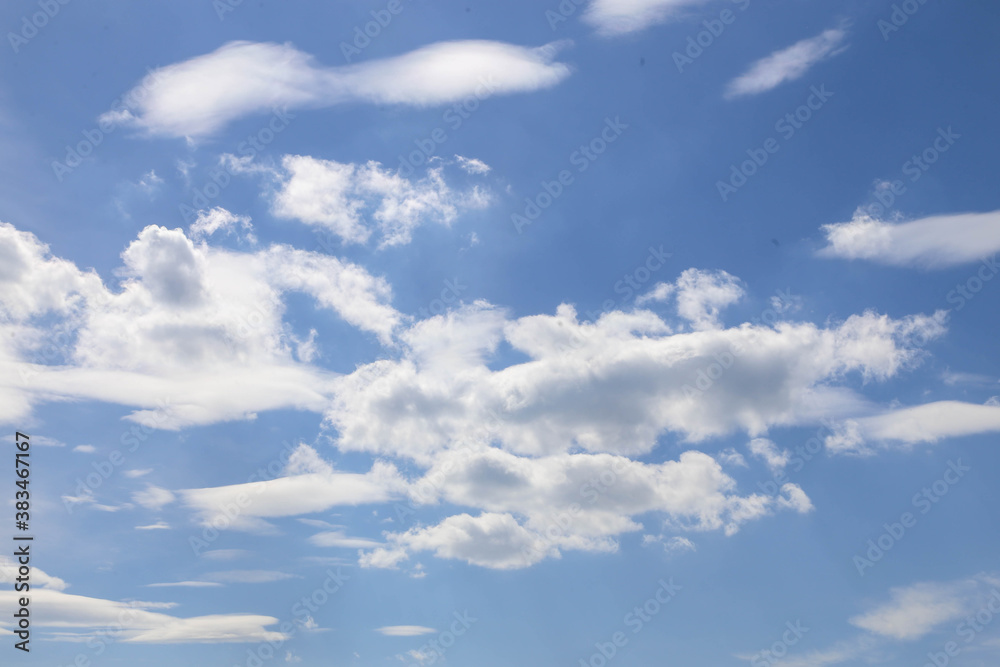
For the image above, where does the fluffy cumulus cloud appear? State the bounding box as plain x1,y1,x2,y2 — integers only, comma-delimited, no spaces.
0,221,403,430
725,28,848,99
582,0,713,36
818,210,1000,268
325,300,946,462
636,268,743,330
106,40,571,138
266,155,492,248
172,276,950,569
0,559,282,644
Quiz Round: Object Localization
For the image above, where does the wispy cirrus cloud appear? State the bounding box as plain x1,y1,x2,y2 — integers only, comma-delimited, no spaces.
725,28,848,99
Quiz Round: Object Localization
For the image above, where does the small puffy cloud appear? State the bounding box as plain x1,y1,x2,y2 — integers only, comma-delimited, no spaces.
725,28,848,99
106,40,571,138
73,444,96,454
125,469,153,478
375,626,436,637
190,207,256,244
454,155,491,174
132,485,176,510
818,210,1000,268
268,155,492,248
673,269,744,330
747,438,790,472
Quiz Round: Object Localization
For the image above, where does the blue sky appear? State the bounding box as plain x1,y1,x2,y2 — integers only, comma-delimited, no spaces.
1,0,1000,665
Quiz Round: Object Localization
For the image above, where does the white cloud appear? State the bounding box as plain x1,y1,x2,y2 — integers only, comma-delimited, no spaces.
747,438,789,472
0,562,279,644
125,468,153,478
818,210,1000,268
308,531,382,549
725,28,848,99
135,522,171,530
454,155,491,174
376,625,436,637
268,155,491,248
583,0,711,36
73,444,96,453
146,581,224,588
203,570,298,584
849,576,998,640
0,222,404,430
673,269,744,330
132,485,176,510
326,301,944,462
189,207,256,244
106,40,571,138
636,269,743,330
826,401,1000,453
180,444,406,532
